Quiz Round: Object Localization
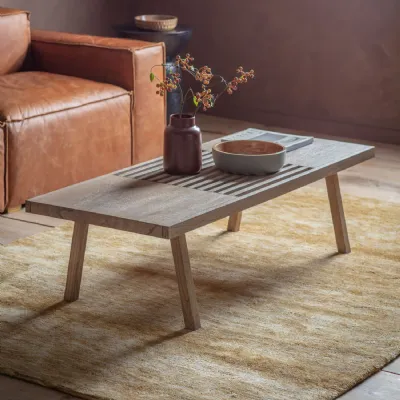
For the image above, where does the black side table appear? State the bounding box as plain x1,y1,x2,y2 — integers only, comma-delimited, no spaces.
114,23,193,121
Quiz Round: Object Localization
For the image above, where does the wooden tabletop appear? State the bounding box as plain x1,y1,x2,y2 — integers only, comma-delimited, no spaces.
26,137,374,239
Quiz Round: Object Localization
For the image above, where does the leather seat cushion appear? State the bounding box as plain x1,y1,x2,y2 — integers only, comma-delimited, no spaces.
0,71,129,122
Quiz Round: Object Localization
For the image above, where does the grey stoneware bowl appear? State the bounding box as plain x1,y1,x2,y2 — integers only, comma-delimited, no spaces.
212,140,286,175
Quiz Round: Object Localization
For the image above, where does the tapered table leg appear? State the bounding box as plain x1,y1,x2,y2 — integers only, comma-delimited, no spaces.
325,174,351,254
170,235,201,330
64,222,89,301
227,211,242,232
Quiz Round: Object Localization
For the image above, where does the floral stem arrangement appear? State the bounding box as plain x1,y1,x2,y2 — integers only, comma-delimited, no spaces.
150,53,255,116
150,54,254,176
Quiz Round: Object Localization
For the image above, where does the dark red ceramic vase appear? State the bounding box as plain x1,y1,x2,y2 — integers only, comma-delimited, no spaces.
164,114,202,175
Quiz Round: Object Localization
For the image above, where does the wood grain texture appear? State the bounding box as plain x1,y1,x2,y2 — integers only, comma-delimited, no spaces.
170,235,201,331
64,222,89,302
227,212,242,232
26,176,233,239
26,138,374,240
326,174,351,254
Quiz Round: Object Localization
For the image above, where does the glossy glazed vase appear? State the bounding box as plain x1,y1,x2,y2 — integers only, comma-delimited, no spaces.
164,114,202,175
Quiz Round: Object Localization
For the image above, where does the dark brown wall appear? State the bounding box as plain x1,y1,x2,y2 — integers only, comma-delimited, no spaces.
3,0,399,143
0,0,131,35
128,0,400,144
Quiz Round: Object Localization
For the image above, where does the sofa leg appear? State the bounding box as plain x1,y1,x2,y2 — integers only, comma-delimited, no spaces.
5,205,23,214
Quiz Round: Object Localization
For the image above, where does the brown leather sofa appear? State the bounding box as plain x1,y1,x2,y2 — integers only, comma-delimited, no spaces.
0,7,165,213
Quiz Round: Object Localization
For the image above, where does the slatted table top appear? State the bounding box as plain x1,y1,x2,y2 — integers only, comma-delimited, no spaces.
26,137,374,239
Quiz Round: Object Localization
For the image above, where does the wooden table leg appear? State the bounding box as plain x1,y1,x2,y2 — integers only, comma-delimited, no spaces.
170,235,201,330
227,211,242,232
326,174,351,254
64,222,89,302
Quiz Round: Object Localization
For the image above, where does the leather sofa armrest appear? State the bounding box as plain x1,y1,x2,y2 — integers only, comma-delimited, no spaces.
0,8,31,75
31,30,166,163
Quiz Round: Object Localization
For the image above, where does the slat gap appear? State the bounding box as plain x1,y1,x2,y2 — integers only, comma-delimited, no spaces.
200,158,215,167
175,168,220,187
232,166,311,196
156,165,217,185
138,170,167,181
216,164,298,194
154,160,215,184
148,173,170,182
193,173,244,191
180,170,227,189
115,157,163,176
215,175,265,194
126,165,165,180
115,156,314,201
237,167,313,198
201,153,213,160
120,152,213,179
224,166,303,196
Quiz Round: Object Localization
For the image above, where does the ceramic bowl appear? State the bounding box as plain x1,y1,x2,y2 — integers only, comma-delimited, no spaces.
212,140,286,175
134,15,178,31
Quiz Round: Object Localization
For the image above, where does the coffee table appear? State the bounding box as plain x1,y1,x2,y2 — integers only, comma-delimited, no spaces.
26,135,375,330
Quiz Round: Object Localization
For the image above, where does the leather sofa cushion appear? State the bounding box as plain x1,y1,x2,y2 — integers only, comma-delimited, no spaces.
0,8,30,75
30,30,166,164
0,71,129,122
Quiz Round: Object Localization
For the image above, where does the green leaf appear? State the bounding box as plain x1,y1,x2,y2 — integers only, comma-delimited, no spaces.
150,72,155,82
193,96,199,106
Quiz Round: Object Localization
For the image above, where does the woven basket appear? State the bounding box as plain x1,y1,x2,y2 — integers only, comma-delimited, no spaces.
134,15,178,31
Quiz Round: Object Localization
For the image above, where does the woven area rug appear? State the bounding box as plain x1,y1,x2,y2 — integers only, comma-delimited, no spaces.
0,187,399,400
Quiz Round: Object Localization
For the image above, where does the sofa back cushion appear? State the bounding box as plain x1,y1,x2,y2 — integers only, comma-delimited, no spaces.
0,8,30,75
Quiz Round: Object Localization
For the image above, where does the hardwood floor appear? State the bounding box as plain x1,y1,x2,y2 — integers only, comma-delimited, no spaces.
338,372,400,400
1,115,399,399
0,375,78,400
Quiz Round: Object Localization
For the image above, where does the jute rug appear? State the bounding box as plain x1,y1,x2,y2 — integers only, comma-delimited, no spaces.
0,187,399,400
